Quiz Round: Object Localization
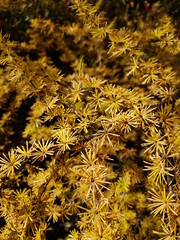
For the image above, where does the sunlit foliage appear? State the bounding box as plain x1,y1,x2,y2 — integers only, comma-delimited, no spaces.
0,0,180,239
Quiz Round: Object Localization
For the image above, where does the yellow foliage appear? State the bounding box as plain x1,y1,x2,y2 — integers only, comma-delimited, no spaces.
0,0,180,239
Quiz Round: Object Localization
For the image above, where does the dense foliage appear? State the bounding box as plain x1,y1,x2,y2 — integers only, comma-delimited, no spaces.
0,0,180,239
